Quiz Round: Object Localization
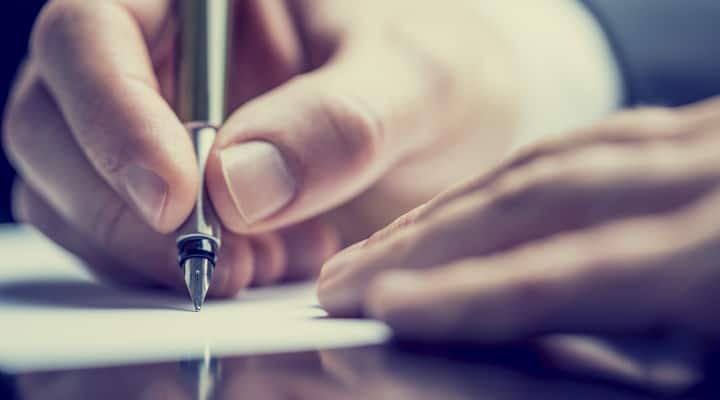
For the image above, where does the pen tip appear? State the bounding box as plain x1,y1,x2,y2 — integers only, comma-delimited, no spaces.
182,257,213,312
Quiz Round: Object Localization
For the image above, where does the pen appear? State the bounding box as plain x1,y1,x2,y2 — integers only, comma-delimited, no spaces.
175,0,230,311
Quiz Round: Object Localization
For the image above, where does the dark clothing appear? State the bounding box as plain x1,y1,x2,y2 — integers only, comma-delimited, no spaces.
580,0,720,107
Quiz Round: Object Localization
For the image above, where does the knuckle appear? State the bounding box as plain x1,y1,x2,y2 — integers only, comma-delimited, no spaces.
491,156,561,211
74,96,137,180
557,145,628,179
87,139,133,179
31,0,89,57
364,226,419,266
306,80,383,167
31,0,140,180
366,208,423,246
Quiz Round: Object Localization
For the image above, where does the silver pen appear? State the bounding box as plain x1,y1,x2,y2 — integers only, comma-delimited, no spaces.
175,0,230,311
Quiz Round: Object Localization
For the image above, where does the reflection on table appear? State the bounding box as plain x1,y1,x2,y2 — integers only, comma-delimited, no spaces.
10,336,719,400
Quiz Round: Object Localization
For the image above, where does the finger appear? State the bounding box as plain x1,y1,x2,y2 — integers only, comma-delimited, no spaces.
500,101,720,192
15,173,256,297
327,98,720,257
30,0,196,231
364,196,720,341
226,0,304,109
248,233,287,287
318,140,720,315
207,24,458,234
4,68,255,294
3,67,178,284
384,103,720,234
208,231,255,297
11,179,169,288
346,109,693,249
281,219,341,281
675,95,720,121
245,219,340,287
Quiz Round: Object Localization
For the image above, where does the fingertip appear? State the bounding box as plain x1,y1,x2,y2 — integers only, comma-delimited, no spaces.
154,180,197,234
317,240,364,284
316,241,371,316
317,279,364,318
121,156,198,235
317,269,355,317
144,122,200,234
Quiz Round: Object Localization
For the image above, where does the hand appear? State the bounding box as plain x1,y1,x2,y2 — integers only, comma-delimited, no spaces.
318,97,720,344
3,0,518,294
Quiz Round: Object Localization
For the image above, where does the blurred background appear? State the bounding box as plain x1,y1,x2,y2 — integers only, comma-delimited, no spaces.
0,1,46,223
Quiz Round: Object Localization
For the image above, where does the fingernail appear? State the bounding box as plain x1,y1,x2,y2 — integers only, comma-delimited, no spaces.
220,141,295,224
125,165,167,226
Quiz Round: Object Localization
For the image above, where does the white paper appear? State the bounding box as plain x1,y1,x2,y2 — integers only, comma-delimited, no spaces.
0,225,390,373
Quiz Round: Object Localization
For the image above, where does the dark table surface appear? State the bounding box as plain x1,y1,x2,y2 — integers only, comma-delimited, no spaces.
3,339,719,400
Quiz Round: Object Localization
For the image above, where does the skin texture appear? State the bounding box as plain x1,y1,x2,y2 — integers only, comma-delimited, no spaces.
318,97,720,345
2,0,518,295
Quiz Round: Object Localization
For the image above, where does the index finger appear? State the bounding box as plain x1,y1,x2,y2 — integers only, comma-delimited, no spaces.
31,0,196,231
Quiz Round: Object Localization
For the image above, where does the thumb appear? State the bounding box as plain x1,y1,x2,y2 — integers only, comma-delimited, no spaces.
207,37,447,233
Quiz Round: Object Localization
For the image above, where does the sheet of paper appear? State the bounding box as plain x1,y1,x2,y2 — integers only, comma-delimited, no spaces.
0,225,390,373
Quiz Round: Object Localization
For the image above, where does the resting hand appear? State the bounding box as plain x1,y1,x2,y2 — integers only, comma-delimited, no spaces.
319,98,720,343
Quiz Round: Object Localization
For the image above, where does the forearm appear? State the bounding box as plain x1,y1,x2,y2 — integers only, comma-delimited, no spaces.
349,0,627,231
472,0,623,148
475,0,720,149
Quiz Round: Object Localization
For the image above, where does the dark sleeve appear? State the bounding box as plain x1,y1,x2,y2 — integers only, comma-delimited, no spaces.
578,0,720,107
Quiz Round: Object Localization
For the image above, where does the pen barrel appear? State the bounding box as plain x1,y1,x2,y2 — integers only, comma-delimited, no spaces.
176,124,221,245
176,0,230,126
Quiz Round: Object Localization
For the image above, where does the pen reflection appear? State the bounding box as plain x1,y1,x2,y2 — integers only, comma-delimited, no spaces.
13,341,700,400
178,351,221,400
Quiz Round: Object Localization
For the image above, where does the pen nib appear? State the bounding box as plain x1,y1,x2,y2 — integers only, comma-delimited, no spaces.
183,257,213,312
